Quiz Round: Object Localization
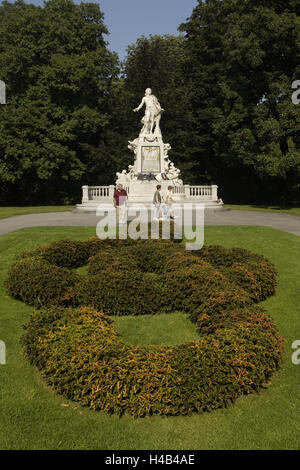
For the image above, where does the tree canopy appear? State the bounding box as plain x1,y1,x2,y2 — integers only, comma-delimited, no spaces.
0,0,299,205
0,0,118,204
179,0,300,203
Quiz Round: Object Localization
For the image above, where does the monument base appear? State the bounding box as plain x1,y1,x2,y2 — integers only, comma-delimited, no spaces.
76,182,224,213
127,179,172,203
75,200,225,214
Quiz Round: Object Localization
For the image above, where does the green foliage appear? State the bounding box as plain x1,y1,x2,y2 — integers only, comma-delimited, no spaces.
77,270,161,316
88,250,139,275
179,0,300,204
20,298,284,417
5,236,284,417
5,256,79,307
1,0,299,206
0,0,119,204
194,245,278,301
19,239,92,268
193,286,253,325
163,260,233,317
6,238,278,318
194,245,266,267
126,238,180,273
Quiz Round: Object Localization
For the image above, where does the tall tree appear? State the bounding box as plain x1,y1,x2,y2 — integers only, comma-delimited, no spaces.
0,0,119,204
180,0,300,203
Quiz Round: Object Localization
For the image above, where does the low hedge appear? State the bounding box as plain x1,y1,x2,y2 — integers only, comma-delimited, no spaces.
126,239,180,273
5,238,284,417
195,245,278,300
5,256,79,307
21,304,284,418
7,239,277,317
77,271,161,316
88,251,139,275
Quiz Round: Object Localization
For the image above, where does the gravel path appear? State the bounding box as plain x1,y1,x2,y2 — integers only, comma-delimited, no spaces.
0,209,299,237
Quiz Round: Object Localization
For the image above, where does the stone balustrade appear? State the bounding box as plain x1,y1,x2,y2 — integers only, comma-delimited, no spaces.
186,185,218,200
82,184,218,203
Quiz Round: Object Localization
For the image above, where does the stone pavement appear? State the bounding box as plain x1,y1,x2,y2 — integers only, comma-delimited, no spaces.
0,209,299,237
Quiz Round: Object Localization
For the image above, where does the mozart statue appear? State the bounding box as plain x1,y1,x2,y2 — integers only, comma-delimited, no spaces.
133,88,164,135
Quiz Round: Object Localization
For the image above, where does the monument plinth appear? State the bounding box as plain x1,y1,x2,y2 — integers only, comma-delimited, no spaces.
115,88,183,203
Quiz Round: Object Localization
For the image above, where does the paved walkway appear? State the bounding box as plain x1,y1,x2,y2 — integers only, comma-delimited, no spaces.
0,209,299,237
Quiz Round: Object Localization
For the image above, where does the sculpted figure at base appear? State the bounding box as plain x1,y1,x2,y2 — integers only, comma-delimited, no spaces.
133,88,164,135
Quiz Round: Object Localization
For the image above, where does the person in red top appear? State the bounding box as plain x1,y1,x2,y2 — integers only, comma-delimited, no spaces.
113,184,128,224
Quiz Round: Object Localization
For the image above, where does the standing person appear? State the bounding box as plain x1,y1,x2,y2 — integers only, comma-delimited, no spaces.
153,185,162,221
165,185,176,219
113,184,128,224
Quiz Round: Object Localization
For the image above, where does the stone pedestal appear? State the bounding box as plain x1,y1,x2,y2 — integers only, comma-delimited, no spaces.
115,130,184,203
137,134,164,174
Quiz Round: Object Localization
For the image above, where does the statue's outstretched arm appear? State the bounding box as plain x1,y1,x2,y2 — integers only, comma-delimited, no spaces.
133,97,145,112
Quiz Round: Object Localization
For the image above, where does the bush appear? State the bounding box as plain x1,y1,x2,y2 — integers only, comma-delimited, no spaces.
5,256,79,307
20,304,284,418
194,245,278,302
88,250,139,275
15,240,91,269
223,264,263,302
38,240,92,268
162,262,231,314
126,239,180,273
77,271,161,316
7,237,283,417
6,239,278,318
162,252,206,272
195,245,266,268
245,260,278,300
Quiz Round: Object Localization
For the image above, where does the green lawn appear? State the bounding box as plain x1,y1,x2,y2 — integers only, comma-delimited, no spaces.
113,313,199,347
0,226,299,450
0,206,75,219
226,204,300,216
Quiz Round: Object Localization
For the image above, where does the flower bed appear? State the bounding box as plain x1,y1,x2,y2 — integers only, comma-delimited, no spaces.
6,238,284,417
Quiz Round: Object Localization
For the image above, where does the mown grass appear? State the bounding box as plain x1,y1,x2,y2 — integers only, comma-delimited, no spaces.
0,206,75,219
0,225,299,450
225,204,300,216
113,313,199,346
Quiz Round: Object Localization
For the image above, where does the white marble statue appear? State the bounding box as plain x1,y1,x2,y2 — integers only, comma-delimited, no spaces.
167,162,183,185
133,88,164,135
115,169,130,185
128,138,139,155
116,88,183,187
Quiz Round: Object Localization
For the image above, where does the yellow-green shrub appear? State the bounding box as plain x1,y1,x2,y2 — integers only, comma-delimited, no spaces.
7,237,284,417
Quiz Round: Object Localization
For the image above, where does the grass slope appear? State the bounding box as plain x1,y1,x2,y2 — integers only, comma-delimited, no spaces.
0,226,299,450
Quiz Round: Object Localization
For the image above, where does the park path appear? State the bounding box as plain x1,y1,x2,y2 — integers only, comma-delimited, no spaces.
0,209,299,237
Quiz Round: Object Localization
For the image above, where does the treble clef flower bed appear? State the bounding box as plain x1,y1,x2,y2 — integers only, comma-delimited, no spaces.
6,237,284,417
